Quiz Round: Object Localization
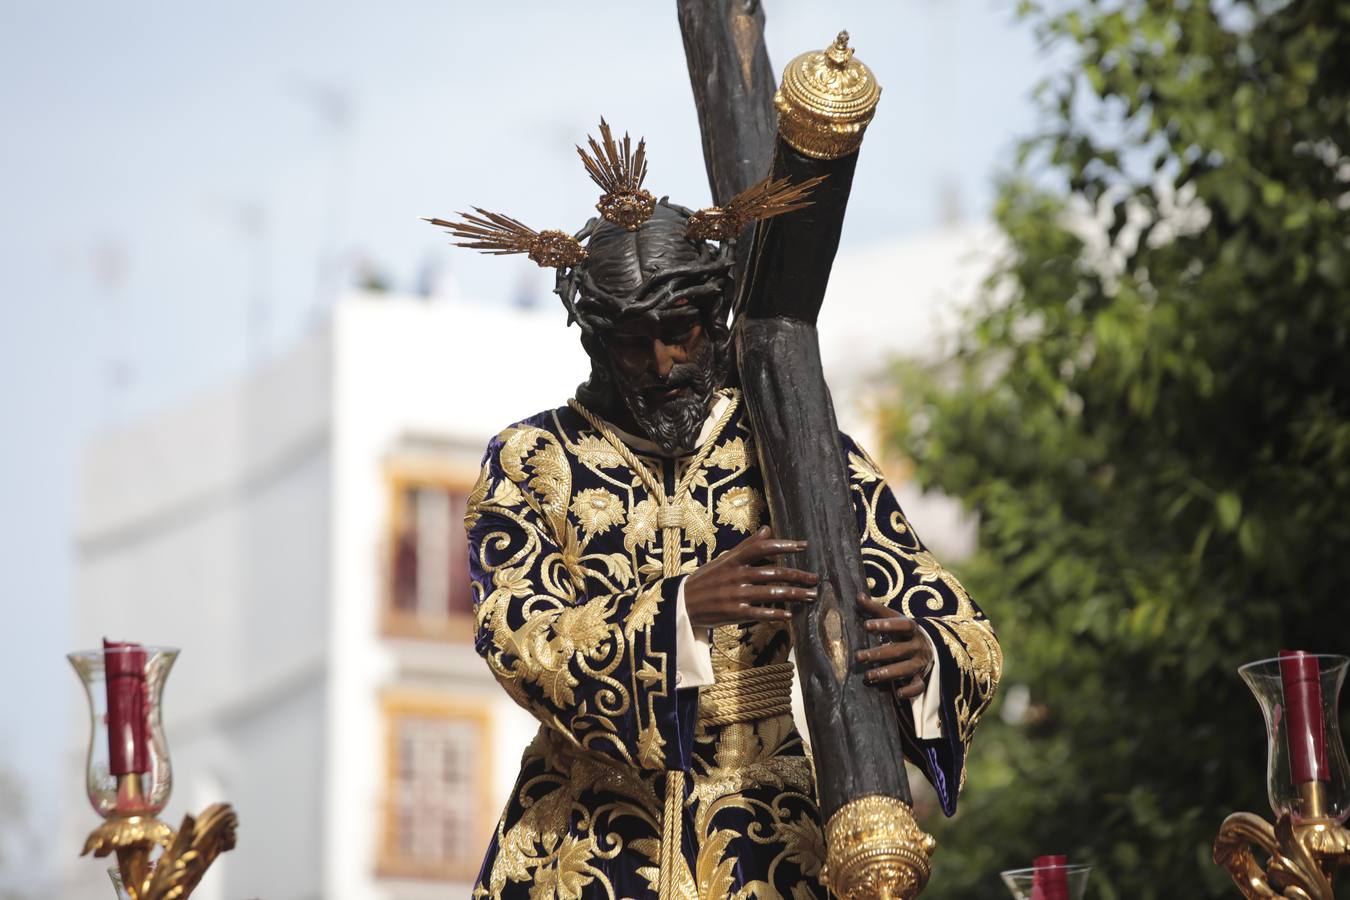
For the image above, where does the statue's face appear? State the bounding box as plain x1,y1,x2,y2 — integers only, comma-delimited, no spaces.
600,298,721,455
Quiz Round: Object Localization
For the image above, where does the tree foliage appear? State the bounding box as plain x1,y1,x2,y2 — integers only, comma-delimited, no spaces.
883,1,1350,896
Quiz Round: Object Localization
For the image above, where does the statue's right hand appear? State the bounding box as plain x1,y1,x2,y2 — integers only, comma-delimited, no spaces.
683,526,818,627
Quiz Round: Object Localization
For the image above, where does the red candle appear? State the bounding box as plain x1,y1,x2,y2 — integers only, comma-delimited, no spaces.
1032,855,1068,900
103,639,150,776
1279,650,1329,784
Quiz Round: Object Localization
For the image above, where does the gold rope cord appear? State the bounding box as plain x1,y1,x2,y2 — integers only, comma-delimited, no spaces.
698,662,794,727
567,390,740,899
657,769,687,899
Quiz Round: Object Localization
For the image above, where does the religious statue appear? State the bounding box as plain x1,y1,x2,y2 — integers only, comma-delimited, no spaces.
426,103,1001,896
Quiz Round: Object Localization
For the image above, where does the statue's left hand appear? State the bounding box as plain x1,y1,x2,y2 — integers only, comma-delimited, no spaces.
854,592,932,700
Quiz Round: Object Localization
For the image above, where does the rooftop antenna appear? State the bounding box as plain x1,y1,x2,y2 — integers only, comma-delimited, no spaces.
290,78,355,319
207,198,273,366
90,238,132,426
238,202,272,364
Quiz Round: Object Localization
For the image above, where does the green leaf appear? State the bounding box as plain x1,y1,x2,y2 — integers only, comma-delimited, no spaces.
1215,492,1242,532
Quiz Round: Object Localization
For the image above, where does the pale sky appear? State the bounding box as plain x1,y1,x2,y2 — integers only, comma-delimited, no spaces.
0,0,1048,876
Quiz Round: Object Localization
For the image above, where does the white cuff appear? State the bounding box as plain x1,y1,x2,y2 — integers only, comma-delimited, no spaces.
674,581,715,689
909,626,943,739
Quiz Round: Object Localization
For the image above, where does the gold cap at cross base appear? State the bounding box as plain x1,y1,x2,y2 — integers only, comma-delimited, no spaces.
822,794,936,900
774,30,882,160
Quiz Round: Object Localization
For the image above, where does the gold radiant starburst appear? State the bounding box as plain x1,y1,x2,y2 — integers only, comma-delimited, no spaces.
577,118,656,231
423,210,586,269
685,174,826,242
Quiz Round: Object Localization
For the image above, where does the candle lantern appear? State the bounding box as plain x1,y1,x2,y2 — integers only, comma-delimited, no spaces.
68,645,177,821
1243,654,1350,823
69,642,238,900
1214,653,1350,899
1000,858,1091,900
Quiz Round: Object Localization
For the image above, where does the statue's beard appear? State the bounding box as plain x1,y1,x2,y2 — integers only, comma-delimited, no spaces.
616,339,722,455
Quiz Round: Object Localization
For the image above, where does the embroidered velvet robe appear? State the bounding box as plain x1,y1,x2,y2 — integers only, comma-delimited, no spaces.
465,389,1001,899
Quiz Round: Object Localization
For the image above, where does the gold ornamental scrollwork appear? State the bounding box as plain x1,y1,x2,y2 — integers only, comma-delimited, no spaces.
83,804,238,900
1213,811,1350,900
774,31,882,161
822,794,936,900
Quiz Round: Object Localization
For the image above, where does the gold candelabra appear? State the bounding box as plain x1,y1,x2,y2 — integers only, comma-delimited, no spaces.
1214,655,1350,899
82,781,238,900
1214,805,1350,899
70,646,238,899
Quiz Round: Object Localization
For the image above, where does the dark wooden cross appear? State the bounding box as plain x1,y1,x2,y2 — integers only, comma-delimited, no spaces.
677,0,918,845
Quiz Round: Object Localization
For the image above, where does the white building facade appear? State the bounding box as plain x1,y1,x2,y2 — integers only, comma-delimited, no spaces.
61,226,994,899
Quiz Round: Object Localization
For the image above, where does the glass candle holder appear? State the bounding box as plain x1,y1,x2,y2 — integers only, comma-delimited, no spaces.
1239,654,1349,823
108,864,130,900
1000,864,1091,900
108,861,157,899
68,646,178,818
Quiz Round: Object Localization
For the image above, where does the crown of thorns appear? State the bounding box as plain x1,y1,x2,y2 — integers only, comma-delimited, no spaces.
424,118,823,270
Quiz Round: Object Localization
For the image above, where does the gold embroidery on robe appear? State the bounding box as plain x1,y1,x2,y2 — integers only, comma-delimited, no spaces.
467,395,998,897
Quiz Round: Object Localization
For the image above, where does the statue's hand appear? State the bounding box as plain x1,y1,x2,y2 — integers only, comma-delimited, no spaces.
855,592,932,700
684,526,818,627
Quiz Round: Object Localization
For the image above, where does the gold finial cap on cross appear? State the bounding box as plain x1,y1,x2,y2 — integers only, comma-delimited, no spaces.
774,30,882,160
